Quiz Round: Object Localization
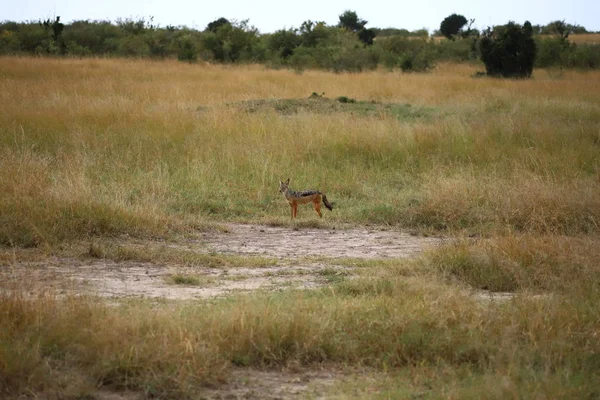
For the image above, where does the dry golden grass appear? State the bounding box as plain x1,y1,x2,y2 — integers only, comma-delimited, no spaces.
2,267,598,398
1,56,599,398
568,33,600,44
2,56,599,244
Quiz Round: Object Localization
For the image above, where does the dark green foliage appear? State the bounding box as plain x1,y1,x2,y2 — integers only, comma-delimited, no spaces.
267,29,300,59
372,27,410,37
440,14,468,40
0,29,21,54
201,20,262,63
298,20,331,47
378,36,435,72
372,28,429,38
337,11,375,46
176,34,198,62
116,17,154,36
42,16,64,42
147,29,178,58
434,36,479,62
536,37,600,69
13,24,54,54
206,18,230,33
0,16,596,71
61,20,123,55
286,26,379,73
338,10,367,32
479,21,536,78
358,28,376,46
336,96,356,103
540,20,587,39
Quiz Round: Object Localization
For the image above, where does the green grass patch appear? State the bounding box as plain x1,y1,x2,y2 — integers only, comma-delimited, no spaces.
317,267,349,283
165,274,216,286
216,95,435,120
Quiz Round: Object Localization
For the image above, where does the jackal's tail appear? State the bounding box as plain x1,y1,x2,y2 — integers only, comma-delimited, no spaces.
322,194,333,211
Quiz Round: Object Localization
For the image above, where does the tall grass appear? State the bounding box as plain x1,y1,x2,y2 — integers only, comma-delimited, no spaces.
1,57,599,245
1,276,598,398
1,57,599,396
427,235,600,293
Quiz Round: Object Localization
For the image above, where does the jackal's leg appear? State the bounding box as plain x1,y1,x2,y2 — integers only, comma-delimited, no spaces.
292,202,298,219
290,204,295,219
313,200,322,218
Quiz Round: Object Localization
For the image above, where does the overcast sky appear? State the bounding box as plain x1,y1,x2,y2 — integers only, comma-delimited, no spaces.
2,0,598,33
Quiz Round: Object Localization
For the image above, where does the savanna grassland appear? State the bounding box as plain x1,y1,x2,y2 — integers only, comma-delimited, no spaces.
1,56,600,399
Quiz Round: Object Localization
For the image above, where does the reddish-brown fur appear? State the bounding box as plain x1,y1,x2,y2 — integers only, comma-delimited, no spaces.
279,179,332,219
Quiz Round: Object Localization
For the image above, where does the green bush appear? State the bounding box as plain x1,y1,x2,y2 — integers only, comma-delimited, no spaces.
536,37,600,69
479,21,536,78
377,36,435,72
1,17,598,72
176,34,198,62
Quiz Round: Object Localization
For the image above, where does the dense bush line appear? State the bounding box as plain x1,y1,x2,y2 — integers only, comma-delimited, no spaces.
1,16,599,72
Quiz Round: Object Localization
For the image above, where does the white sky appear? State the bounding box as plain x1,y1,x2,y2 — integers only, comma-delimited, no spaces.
2,0,599,33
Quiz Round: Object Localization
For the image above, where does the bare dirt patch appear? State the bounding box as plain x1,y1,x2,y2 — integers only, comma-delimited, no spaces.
87,367,341,400
1,224,439,300
199,367,341,400
198,223,439,259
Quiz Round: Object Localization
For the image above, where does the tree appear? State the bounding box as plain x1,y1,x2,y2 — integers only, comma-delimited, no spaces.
358,28,375,46
338,10,366,32
440,14,468,40
206,17,230,33
298,20,331,47
42,16,64,41
268,29,300,59
479,21,536,78
338,10,375,46
542,20,570,42
201,20,262,62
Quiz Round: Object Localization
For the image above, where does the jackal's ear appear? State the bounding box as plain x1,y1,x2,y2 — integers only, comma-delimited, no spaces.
285,178,290,184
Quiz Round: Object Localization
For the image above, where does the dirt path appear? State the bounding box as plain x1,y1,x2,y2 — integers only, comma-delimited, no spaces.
1,224,439,300
199,224,438,259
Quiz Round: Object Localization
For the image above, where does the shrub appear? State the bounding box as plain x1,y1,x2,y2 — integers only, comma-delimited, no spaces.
267,29,301,60
479,21,536,78
176,34,198,62
440,14,468,40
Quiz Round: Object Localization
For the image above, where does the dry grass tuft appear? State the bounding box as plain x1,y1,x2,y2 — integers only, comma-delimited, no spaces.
427,235,600,293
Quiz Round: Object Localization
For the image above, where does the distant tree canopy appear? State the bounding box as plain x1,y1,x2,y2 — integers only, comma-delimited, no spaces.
0,14,597,72
201,19,262,62
206,17,230,33
440,14,468,40
267,28,300,59
371,28,428,38
479,21,536,78
338,10,366,32
338,10,375,46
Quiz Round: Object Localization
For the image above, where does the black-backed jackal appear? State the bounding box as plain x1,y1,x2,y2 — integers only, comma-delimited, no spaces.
279,178,333,219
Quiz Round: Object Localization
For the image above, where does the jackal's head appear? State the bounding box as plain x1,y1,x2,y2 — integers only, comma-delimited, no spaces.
279,178,290,193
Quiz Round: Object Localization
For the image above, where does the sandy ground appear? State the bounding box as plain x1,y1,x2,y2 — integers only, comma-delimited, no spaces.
197,224,439,259
93,368,343,400
1,224,439,300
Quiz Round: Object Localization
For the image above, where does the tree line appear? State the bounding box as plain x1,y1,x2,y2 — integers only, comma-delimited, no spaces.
0,11,598,75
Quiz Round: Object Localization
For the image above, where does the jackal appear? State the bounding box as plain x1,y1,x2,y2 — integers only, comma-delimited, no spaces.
279,178,333,219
